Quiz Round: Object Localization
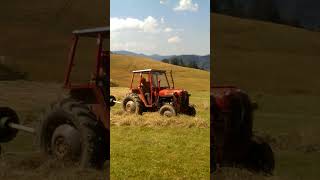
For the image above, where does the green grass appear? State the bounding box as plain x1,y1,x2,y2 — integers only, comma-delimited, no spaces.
111,127,210,179
110,87,210,179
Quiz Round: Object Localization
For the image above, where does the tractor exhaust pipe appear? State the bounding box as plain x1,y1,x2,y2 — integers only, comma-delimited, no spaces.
170,70,175,89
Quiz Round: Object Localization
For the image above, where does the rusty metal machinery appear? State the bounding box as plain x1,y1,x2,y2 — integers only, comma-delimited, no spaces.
211,86,274,174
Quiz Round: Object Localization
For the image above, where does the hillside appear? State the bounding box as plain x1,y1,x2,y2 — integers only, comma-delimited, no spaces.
111,54,209,91
212,13,320,95
112,51,210,71
0,0,107,82
212,0,320,31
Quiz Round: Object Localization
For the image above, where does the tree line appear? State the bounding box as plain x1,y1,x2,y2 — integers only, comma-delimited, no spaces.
161,57,200,69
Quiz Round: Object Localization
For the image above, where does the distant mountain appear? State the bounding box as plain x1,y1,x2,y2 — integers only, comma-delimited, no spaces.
112,51,210,71
112,50,171,60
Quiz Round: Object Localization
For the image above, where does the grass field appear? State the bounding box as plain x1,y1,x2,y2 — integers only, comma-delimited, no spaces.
110,85,210,179
211,13,320,180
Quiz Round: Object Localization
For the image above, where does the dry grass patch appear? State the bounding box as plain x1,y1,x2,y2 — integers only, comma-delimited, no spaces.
111,112,208,128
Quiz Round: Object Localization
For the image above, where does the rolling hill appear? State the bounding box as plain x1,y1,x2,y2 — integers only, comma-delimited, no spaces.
110,54,209,92
211,13,320,95
212,0,320,31
112,51,210,71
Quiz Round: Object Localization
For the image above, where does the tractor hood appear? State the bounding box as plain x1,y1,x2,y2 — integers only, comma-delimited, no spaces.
159,89,187,97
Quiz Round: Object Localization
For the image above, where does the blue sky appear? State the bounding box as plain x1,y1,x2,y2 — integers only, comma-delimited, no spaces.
111,0,210,56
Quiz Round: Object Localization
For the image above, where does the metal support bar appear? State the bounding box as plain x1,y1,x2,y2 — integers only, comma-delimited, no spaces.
8,123,35,134
113,100,122,104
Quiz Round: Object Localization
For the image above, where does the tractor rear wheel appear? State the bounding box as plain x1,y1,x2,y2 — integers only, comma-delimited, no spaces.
37,98,108,168
247,137,275,174
159,104,176,117
122,93,143,115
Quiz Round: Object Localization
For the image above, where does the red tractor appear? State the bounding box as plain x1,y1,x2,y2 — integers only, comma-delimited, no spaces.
211,86,274,174
122,69,196,117
0,27,114,168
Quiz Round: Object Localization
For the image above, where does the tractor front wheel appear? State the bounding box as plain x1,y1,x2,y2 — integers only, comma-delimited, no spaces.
187,105,196,116
122,94,143,115
159,104,176,117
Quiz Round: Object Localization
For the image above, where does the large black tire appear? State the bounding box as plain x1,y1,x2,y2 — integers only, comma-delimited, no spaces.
37,98,108,168
0,107,19,143
247,137,275,174
187,105,196,116
122,93,143,115
159,104,176,117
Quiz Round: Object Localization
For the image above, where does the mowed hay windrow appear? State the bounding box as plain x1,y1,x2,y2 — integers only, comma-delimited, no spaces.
111,87,210,128
111,113,208,128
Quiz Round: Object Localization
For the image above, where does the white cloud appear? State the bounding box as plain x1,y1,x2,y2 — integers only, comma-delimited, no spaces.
111,16,159,33
111,41,156,52
168,36,181,43
161,17,165,24
160,0,167,4
164,27,173,32
174,0,199,12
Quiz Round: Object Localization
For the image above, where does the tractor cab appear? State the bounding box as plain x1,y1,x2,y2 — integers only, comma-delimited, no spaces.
63,27,112,129
130,69,173,106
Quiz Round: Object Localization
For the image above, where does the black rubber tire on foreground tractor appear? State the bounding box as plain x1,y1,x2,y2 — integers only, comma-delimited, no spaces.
159,104,176,117
247,137,275,174
37,98,108,169
122,93,143,115
0,107,19,143
110,95,116,107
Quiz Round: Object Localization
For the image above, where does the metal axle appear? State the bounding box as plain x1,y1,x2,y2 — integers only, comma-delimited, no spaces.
113,100,122,104
7,123,35,134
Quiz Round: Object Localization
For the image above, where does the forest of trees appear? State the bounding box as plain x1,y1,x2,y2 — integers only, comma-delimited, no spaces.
161,57,200,69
